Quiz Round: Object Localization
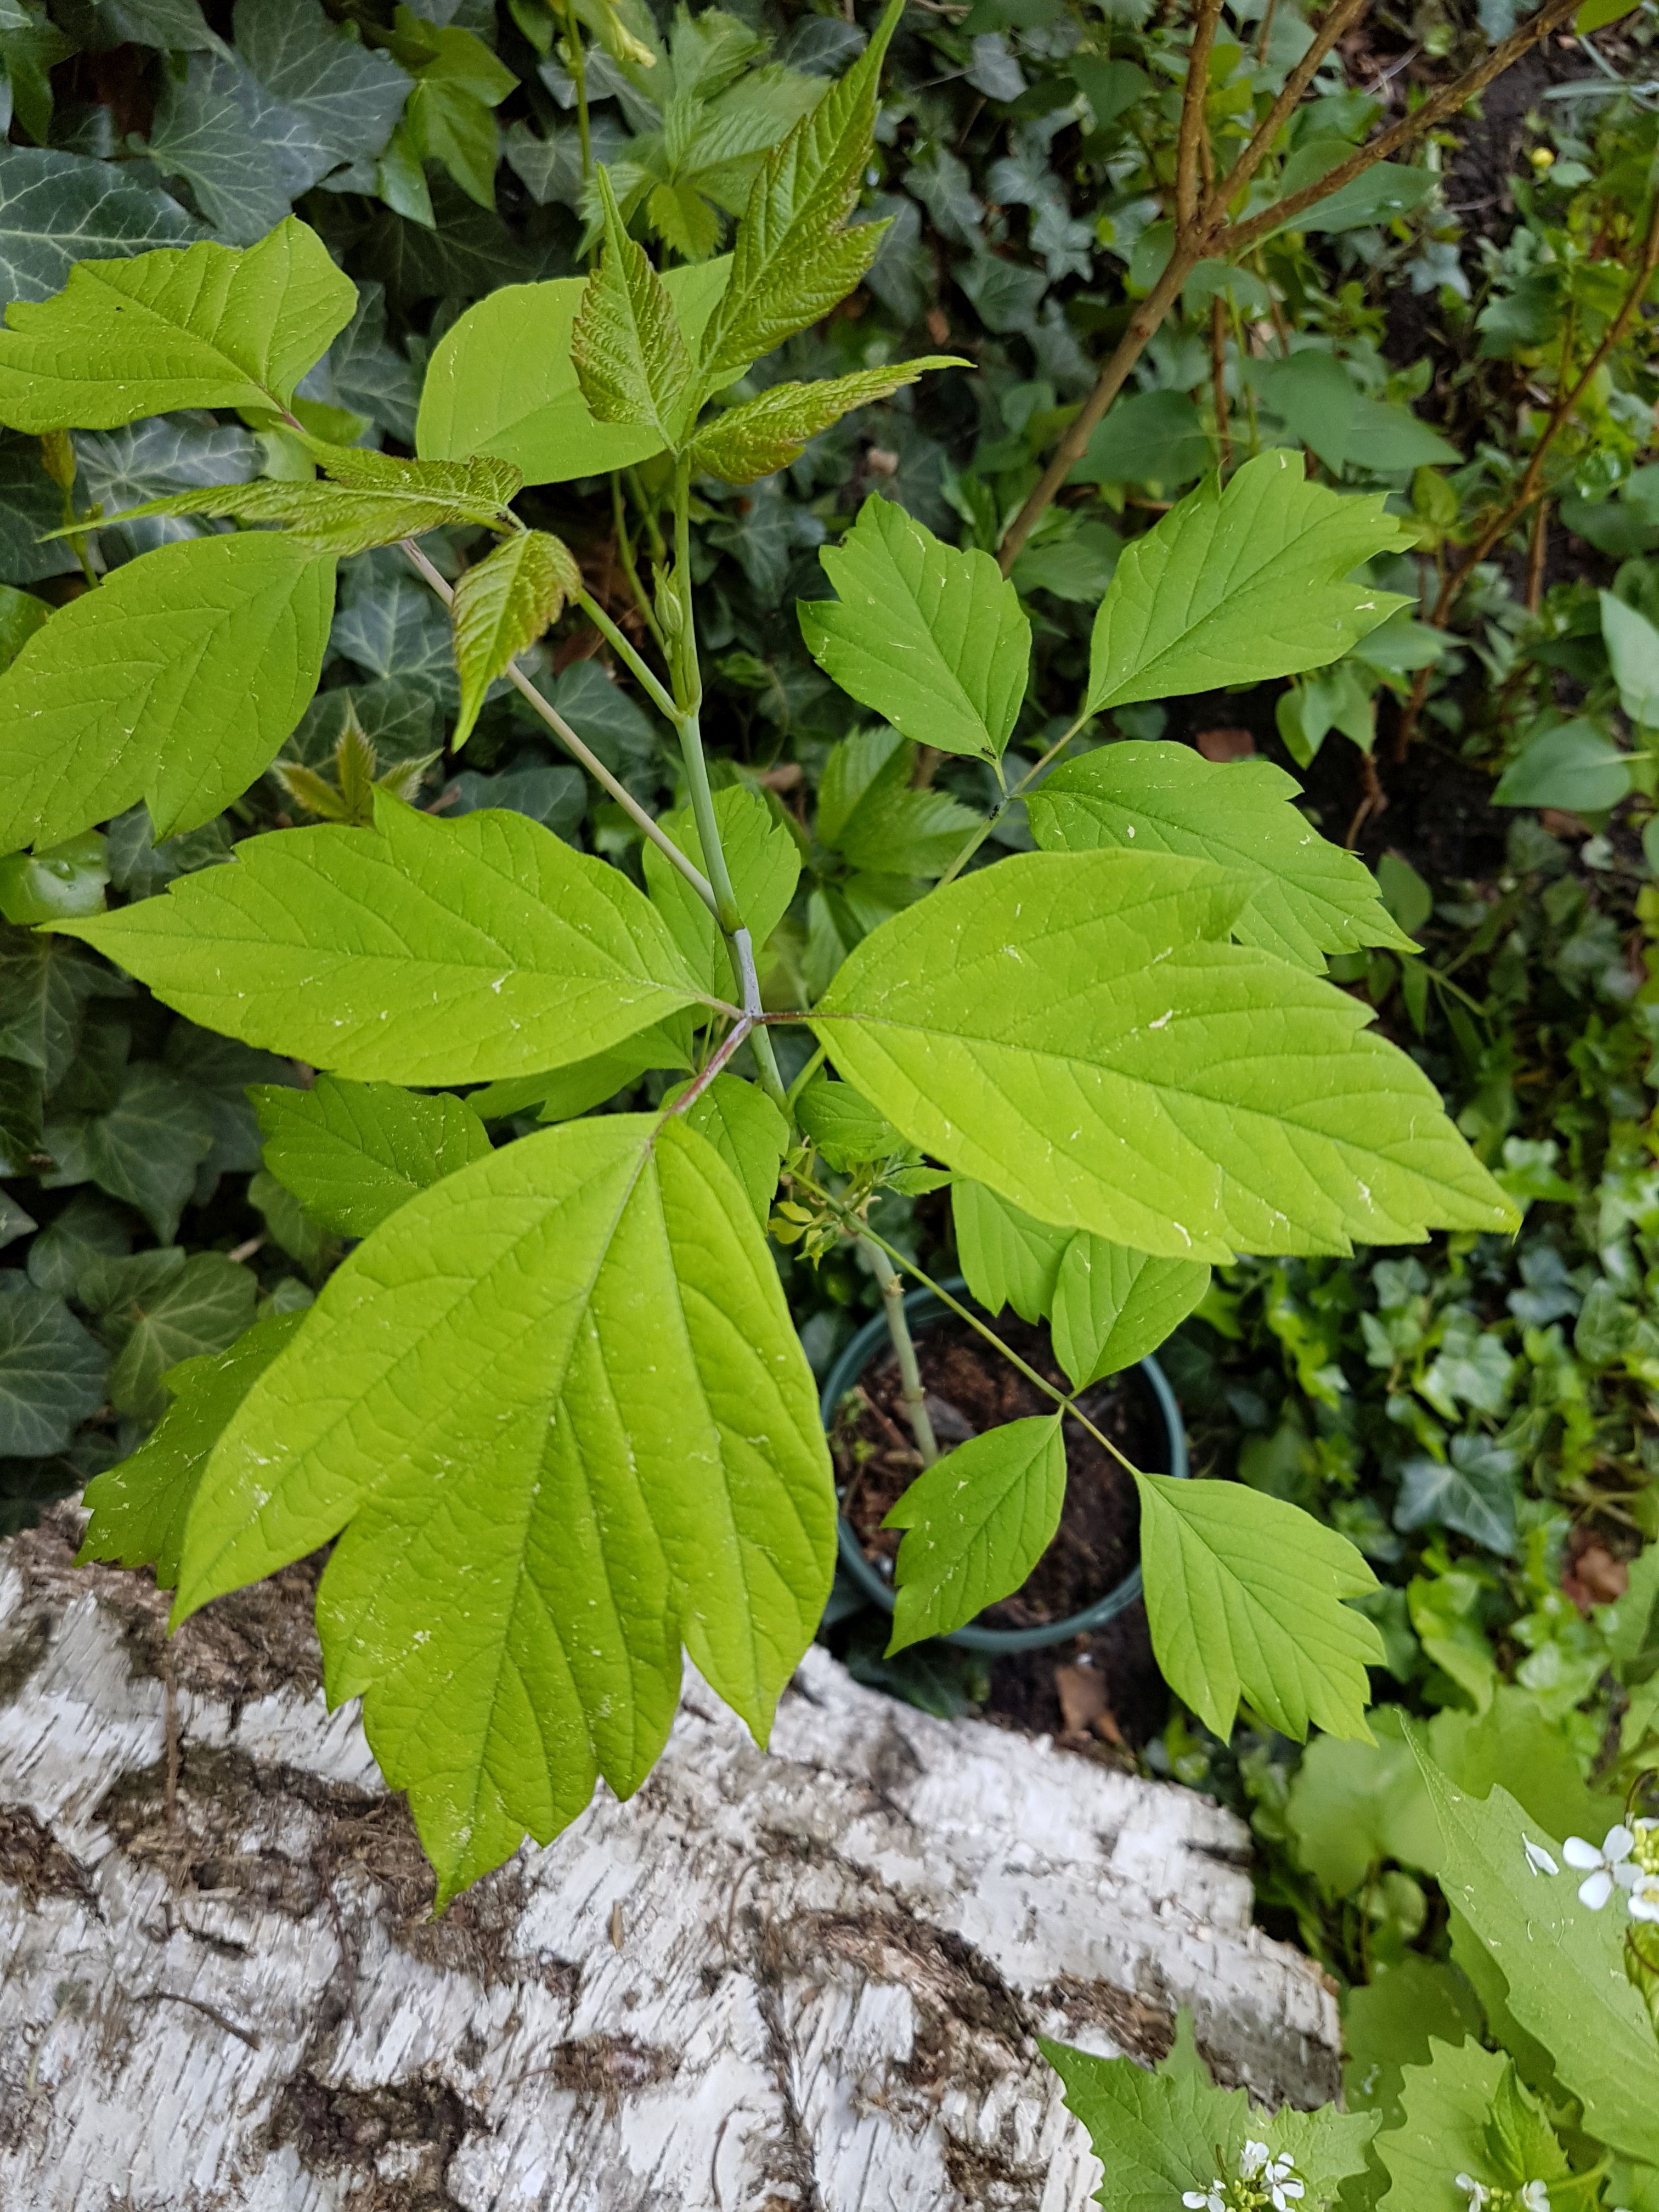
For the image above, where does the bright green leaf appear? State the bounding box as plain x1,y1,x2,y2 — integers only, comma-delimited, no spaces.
1085,450,1410,714
451,528,582,746
253,1074,494,1238
1492,718,1633,811
0,217,356,431
1028,741,1416,970
1412,1749,1659,2166
815,724,983,878
812,850,1517,1262
0,831,109,927
175,1113,834,1903
1284,1707,1440,1893
59,795,714,1086
687,357,966,483
416,257,735,484
1600,589,1659,728
796,1071,910,1169
1049,1236,1209,1388
1137,1475,1384,1740
641,782,800,1000
951,1180,1070,1324
799,495,1030,760
885,1413,1065,1650
0,532,334,851
1374,2035,1511,2212
674,1072,787,1221
572,166,693,445
77,1311,307,1587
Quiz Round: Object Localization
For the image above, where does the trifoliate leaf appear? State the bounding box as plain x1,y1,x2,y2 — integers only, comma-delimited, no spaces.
0,217,356,430
1028,741,1416,970
951,1181,1070,1324
100,1250,259,1422
416,256,736,484
571,166,693,445
1049,1237,1209,1387
1412,1748,1659,2166
0,532,334,851
79,442,524,561
174,1113,834,1904
450,529,581,746
799,495,1030,760
695,0,901,388
673,1072,787,1222
0,1274,107,1457
253,1075,494,1238
1137,1476,1384,1740
1085,449,1410,714
687,357,967,483
885,1413,1065,1651
58,794,715,1086
641,782,801,1000
77,1311,307,1587
812,850,1517,1262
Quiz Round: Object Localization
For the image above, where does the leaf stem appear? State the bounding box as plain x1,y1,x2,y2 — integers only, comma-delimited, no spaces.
577,585,681,725
609,472,668,651
935,709,1093,888
399,535,720,917
858,1235,939,1466
564,0,592,188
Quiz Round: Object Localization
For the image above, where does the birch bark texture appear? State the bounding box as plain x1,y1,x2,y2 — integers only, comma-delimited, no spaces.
0,1508,1340,2209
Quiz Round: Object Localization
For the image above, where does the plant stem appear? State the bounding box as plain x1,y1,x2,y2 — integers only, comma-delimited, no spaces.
935,709,1094,887
1210,295,1232,472
399,537,720,917
577,585,680,725
610,472,668,651
858,1236,939,1466
564,0,591,188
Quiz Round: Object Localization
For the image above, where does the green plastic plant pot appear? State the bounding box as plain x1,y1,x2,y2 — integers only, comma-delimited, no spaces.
821,1276,1188,1655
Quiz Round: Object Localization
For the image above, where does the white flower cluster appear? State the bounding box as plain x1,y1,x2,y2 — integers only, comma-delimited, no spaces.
1182,2140,1306,2211
1454,2177,1550,2212
1561,1819,1659,1922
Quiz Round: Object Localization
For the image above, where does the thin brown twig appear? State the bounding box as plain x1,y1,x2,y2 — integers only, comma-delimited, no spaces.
1211,0,1368,221
1176,0,1223,233
1525,495,1549,613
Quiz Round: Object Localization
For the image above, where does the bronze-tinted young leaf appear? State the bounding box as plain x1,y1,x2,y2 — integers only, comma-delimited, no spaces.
686,356,966,483
450,530,582,745
571,166,692,444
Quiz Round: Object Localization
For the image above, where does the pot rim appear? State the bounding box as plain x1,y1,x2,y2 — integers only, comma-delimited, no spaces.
820,1275,1188,1654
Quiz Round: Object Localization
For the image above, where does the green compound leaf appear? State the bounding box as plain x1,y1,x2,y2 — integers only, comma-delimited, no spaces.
572,166,693,445
1028,741,1415,972
1085,449,1410,714
674,1073,787,1223
642,782,801,1000
951,1181,1070,1323
58,795,714,1087
1136,1475,1384,1741
1043,2013,1378,2212
0,1273,107,1456
799,495,1030,761
812,850,1517,1262
78,1311,308,1588
687,357,967,484
450,529,580,746
1412,1750,1659,2168
174,1113,834,1904
0,532,333,851
82,442,525,563
0,217,357,431
695,0,901,388
253,1075,493,1238
885,1413,1065,1651
416,257,735,485
1049,1238,1209,1389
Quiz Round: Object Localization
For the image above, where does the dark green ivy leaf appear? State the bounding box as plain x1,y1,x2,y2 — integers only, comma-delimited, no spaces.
0,1272,107,1457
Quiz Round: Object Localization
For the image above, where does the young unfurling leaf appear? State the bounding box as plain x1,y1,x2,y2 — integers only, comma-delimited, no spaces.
572,165,693,444
1028,741,1416,972
0,533,333,852
450,529,582,745
57,794,715,1085
686,357,966,484
253,1075,493,1238
884,1414,1065,1651
1085,449,1411,714
0,218,357,430
812,850,1516,1261
799,495,1029,761
173,1113,834,1903
693,0,903,389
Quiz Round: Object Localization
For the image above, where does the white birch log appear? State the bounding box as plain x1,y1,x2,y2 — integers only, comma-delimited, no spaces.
0,1507,1339,2210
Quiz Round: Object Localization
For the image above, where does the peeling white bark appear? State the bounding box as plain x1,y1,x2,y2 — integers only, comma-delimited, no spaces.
0,1509,1339,2209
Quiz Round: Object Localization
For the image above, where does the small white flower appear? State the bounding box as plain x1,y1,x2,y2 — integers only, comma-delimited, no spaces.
1628,1875,1659,1923
1181,2186,1224,2212
1240,2142,1270,2179
1455,2177,1488,2210
1520,2183,1551,2212
1562,1824,1635,1910
1521,1837,1559,1877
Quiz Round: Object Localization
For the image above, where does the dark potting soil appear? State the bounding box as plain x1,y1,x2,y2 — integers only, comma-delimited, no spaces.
832,1316,1170,1748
